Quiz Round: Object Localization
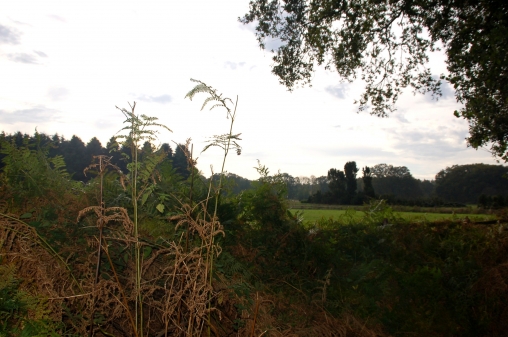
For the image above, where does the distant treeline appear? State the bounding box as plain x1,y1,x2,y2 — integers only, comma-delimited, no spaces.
0,131,192,182
1,131,508,206
217,163,508,207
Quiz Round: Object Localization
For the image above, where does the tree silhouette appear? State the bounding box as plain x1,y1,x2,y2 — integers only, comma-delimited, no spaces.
362,166,375,199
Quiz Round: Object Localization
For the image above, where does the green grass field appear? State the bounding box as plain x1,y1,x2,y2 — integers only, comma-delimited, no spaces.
291,208,496,224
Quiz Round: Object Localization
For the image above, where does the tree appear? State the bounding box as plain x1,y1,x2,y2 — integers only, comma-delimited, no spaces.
419,179,435,198
86,137,106,164
106,136,127,173
362,166,375,198
241,0,508,159
344,161,358,201
327,168,346,203
173,144,190,179
370,164,411,178
370,163,423,199
62,135,87,181
159,143,173,161
435,164,508,203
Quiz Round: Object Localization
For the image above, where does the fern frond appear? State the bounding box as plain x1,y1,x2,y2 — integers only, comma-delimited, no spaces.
209,103,227,112
201,96,220,111
185,83,212,101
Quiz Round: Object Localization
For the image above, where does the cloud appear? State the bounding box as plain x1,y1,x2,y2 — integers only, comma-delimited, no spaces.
263,37,285,51
7,52,39,64
34,50,48,58
94,119,116,130
0,24,20,44
224,61,246,70
440,81,455,99
238,18,286,51
320,146,398,162
7,50,48,64
47,87,69,101
47,14,66,23
0,106,60,124
325,84,349,99
389,127,469,158
135,94,172,104
422,78,456,103
238,20,257,33
394,113,409,123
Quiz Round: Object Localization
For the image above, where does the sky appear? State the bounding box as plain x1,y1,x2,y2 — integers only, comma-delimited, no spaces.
0,0,500,181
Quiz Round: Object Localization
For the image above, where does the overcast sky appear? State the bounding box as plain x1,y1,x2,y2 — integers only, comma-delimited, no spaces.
0,0,500,180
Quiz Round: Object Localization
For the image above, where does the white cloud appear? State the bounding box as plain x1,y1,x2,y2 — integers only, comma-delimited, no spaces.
135,94,172,104
47,14,66,23
47,87,69,101
325,83,349,99
0,106,61,124
7,52,38,64
0,23,20,44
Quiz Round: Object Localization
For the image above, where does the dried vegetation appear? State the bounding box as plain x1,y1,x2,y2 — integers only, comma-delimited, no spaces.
2,81,508,336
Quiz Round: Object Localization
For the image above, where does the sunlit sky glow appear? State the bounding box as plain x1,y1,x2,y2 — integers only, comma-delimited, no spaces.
0,0,499,180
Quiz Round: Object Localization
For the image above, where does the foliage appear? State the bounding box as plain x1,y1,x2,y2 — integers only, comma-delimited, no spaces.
370,163,412,178
221,163,508,336
113,101,172,336
362,166,375,198
436,163,508,203
241,0,508,159
0,133,78,202
478,194,508,209
344,161,359,200
0,264,61,337
327,167,347,203
368,163,425,200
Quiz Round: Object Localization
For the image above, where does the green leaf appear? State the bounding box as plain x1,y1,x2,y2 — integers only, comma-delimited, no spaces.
143,246,152,259
20,213,32,219
141,190,151,206
156,203,165,213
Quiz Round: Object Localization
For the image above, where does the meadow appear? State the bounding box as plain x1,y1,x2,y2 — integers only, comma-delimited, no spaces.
292,208,497,224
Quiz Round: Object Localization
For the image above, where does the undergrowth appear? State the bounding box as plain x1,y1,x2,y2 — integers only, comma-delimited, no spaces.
1,81,508,336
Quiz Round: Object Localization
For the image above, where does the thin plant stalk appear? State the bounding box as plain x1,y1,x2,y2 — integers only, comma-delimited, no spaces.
88,156,105,337
115,102,171,336
102,235,139,337
83,155,123,336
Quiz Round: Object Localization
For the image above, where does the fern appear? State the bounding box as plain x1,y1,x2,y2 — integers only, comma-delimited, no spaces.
0,136,77,199
114,102,172,336
0,264,60,336
185,79,234,117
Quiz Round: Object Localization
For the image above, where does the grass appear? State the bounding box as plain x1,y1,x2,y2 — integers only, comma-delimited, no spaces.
288,201,495,215
292,208,497,224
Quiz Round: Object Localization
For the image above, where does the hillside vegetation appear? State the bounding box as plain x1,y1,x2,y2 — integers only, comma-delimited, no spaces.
1,82,508,336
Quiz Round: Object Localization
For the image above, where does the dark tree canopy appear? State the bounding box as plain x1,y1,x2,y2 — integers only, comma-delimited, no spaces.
173,144,191,180
370,163,412,178
241,0,508,159
362,166,375,198
369,163,423,199
344,161,358,197
327,167,346,203
435,163,508,203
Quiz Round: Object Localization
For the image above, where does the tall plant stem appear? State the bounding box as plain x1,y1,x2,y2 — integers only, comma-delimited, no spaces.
210,95,238,280
89,157,106,337
128,105,143,337
206,96,238,336
186,144,194,254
